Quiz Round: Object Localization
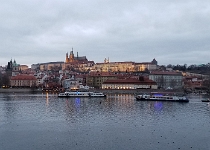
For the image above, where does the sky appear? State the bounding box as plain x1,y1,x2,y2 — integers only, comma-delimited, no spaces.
1,0,210,67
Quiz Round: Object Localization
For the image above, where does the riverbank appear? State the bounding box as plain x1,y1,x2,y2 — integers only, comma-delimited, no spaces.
95,89,185,94
0,88,41,93
0,88,184,94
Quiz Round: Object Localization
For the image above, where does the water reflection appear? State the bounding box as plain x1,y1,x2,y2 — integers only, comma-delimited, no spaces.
46,93,49,106
154,102,163,111
75,98,81,109
1,93,208,122
1,93,210,150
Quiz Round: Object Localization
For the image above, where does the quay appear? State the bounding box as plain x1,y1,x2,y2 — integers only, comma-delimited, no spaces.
0,88,41,93
88,89,184,95
0,88,184,95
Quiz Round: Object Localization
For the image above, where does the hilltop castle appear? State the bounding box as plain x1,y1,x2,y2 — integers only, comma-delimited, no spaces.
65,48,88,63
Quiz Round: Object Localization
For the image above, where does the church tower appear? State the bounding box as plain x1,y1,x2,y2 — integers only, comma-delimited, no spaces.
104,57,109,63
69,48,74,62
65,52,69,63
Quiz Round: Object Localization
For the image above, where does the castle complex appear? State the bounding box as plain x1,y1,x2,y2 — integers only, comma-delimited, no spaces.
64,48,94,71
32,49,158,72
94,58,158,72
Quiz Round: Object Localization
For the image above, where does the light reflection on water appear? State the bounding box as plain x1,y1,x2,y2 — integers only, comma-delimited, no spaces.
0,93,210,150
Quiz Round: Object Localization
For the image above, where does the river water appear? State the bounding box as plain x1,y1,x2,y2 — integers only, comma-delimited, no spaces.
0,93,210,150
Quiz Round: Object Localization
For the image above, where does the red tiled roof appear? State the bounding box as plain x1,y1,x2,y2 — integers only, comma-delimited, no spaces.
150,71,182,76
11,74,36,80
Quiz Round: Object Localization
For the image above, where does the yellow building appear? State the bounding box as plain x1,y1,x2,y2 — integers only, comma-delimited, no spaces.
93,58,158,72
19,65,29,71
86,72,117,88
94,61,135,72
39,62,64,71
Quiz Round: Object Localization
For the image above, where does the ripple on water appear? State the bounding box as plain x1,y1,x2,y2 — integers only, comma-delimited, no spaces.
0,93,210,150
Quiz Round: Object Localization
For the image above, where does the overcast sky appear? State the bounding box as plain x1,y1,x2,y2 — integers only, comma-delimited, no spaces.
1,0,210,67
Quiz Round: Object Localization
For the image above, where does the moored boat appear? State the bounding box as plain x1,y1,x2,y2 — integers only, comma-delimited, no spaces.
58,91,106,98
136,93,189,102
201,98,210,102
89,92,106,97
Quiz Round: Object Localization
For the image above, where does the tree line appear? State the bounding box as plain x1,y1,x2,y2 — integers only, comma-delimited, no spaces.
166,63,210,74
0,72,10,87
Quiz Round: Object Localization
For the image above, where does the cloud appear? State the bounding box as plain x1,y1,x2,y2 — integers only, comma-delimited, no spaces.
0,0,210,67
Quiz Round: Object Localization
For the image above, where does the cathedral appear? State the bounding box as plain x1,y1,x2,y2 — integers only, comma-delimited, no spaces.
64,48,94,71
65,48,88,63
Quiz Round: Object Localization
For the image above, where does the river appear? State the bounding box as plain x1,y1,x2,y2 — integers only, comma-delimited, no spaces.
0,93,209,150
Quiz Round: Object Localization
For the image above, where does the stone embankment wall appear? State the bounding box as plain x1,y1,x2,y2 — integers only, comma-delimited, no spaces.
0,88,184,95
0,88,40,93
90,89,184,94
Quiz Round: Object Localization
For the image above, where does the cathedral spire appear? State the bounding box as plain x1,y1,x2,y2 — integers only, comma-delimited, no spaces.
66,52,69,63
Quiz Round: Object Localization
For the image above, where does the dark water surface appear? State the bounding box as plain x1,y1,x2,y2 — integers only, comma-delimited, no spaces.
0,93,210,150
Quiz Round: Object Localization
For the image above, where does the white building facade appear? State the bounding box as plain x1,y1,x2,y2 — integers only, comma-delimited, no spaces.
149,71,183,89
102,79,158,89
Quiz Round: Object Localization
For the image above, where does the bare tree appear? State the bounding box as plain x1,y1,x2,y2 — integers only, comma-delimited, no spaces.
1,74,10,87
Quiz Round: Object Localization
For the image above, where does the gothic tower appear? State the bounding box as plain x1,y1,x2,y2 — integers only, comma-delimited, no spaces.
69,48,74,62
65,52,69,63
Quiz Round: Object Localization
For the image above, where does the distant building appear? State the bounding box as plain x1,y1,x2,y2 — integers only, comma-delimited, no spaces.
64,49,94,71
183,72,209,79
5,59,28,73
19,65,29,71
65,48,88,63
10,74,37,87
62,78,80,90
94,61,135,72
93,58,158,72
35,62,64,71
6,59,20,76
102,78,157,89
183,76,204,91
135,58,158,71
86,72,118,88
36,74,47,87
149,71,183,89
31,64,39,70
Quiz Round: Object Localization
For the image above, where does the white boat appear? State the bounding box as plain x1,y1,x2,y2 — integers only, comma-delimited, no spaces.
89,92,106,97
136,93,189,102
58,91,106,98
201,98,210,102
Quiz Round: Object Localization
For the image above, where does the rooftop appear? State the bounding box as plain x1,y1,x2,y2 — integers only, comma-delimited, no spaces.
11,74,37,80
